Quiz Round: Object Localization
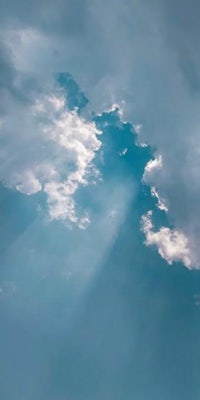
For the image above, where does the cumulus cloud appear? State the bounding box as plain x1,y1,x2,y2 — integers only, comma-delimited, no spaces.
141,211,192,269
1,0,200,262
0,85,101,226
143,155,163,179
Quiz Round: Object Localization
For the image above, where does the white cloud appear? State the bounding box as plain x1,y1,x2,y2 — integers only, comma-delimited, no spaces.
141,211,192,269
133,124,142,135
1,3,200,264
16,170,42,195
0,87,101,226
150,186,168,212
143,155,168,210
119,148,128,156
143,155,163,181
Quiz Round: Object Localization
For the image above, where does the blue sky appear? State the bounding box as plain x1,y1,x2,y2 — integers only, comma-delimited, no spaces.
1,2,200,399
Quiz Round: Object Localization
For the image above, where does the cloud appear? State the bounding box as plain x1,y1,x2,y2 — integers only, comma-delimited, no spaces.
143,154,163,194
141,211,192,269
142,155,168,212
0,82,101,226
150,187,168,212
1,1,200,263
143,155,163,178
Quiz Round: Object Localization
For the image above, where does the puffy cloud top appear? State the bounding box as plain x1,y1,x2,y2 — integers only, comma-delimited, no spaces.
141,211,193,269
0,83,101,226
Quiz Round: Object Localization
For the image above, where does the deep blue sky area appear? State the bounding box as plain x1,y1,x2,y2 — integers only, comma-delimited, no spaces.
1,184,200,400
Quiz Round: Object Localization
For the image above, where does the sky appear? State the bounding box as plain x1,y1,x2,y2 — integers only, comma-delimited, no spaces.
1,1,200,399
